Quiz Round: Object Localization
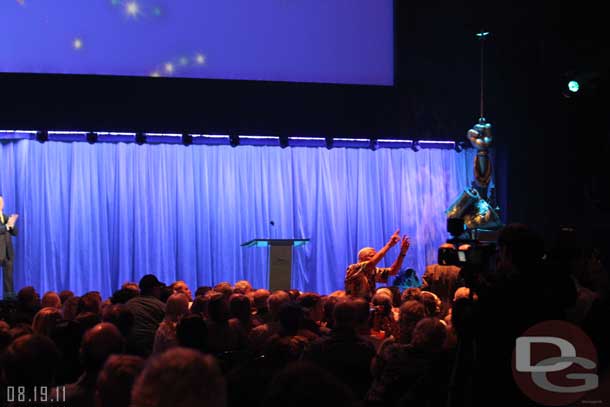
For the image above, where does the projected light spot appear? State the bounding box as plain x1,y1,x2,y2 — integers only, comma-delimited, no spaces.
195,54,206,65
126,1,140,17
153,6,162,16
110,0,120,5
16,0,25,5
164,63,174,74
150,71,160,77
179,57,189,66
73,38,83,50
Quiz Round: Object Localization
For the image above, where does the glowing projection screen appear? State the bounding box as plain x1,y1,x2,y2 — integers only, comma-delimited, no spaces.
0,0,394,85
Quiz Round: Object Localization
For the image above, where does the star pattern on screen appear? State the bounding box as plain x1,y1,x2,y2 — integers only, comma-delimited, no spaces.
150,52,207,77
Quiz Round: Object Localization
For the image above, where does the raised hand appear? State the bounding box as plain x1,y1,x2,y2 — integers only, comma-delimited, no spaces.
388,229,401,246
400,235,410,254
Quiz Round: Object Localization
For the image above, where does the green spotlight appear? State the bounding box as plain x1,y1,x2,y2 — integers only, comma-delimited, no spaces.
568,80,580,93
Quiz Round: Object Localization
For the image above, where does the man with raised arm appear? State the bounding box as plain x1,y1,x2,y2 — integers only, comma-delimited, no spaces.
345,229,411,300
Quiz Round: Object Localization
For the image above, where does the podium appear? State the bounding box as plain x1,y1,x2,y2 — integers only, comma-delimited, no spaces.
241,238,310,291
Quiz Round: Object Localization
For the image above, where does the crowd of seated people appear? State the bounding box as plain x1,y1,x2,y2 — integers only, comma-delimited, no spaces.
0,223,608,407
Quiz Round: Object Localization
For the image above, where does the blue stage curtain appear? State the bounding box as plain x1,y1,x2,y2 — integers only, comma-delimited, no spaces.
0,140,475,298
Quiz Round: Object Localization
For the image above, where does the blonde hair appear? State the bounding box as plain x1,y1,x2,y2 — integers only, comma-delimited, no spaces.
32,307,62,336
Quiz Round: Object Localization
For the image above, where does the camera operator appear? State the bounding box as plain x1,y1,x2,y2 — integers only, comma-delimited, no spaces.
421,243,462,318
457,223,577,406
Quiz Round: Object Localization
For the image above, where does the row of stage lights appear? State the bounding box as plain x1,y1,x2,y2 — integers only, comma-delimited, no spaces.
0,130,467,152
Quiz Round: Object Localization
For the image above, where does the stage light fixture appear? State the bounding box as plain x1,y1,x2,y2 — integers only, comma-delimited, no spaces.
86,131,98,144
36,130,48,143
135,132,146,145
229,134,240,147
182,132,193,146
410,140,421,152
325,137,333,150
369,138,378,151
455,141,464,152
279,135,289,149
567,80,580,93
561,70,602,98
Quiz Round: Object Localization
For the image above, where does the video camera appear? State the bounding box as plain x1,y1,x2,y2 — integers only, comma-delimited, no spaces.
446,218,498,287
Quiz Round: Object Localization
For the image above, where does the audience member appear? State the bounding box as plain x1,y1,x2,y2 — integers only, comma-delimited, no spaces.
190,294,210,318
286,288,301,301
122,282,140,295
59,289,75,304
195,285,212,298
321,295,338,330
159,285,173,303
206,292,247,353
95,354,145,407
110,287,139,304
75,311,102,332
370,292,398,339
62,295,80,321
229,293,254,333
297,292,328,336
32,306,62,337
131,347,226,407
101,303,135,339
421,243,462,316
251,288,271,325
420,290,442,317
234,279,253,295
264,361,357,407
41,291,62,309
1,334,61,405
213,281,233,300
12,286,40,325
0,320,11,352
401,286,422,303
277,301,316,341
63,322,125,407
303,299,376,399
125,274,166,356
78,291,102,315
248,290,291,354
176,313,208,352
171,280,193,302
367,317,449,406
352,297,383,351
153,293,189,354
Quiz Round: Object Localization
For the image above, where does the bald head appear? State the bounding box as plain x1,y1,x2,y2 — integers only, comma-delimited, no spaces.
358,247,376,262
82,323,125,372
165,293,190,321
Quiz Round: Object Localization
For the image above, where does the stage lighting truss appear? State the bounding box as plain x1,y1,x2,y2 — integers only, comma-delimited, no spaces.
1,131,462,151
